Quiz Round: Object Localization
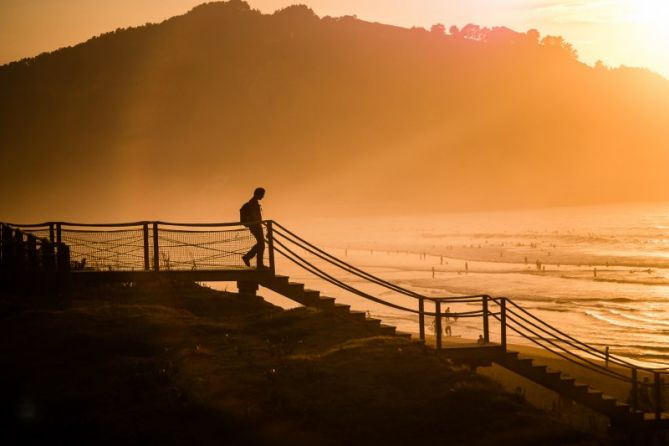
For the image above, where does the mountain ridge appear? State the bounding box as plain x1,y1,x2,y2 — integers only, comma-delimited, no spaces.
1,0,668,221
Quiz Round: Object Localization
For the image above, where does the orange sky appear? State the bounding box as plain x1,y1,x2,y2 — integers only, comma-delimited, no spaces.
0,0,667,78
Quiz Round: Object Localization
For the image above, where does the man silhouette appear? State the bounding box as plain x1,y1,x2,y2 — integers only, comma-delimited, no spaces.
241,187,266,268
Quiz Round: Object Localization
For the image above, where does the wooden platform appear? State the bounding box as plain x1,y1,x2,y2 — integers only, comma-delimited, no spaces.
70,268,273,283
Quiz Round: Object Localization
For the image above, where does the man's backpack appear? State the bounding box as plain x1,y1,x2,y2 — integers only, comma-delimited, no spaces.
240,201,252,227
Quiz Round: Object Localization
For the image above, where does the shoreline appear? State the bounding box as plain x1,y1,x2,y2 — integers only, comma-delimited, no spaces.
263,244,669,366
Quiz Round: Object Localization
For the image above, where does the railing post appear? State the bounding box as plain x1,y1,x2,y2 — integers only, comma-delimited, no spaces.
1,225,15,272
500,298,507,351
483,295,490,344
655,372,662,420
13,229,25,275
435,301,442,350
266,220,276,274
26,234,38,273
49,223,55,244
143,223,150,271
631,368,638,412
152,222,160,272
55,224,64,273
42,238,56,272
57,243,70,272
0,225,5,270
419,297,425,341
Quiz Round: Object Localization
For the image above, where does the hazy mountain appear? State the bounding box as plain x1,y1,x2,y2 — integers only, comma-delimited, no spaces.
2,0,668,222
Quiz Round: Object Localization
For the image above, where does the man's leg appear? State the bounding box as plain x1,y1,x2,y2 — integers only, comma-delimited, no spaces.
256,236,265,267
243,244,256,267
251,227,265,267
243,226,259,267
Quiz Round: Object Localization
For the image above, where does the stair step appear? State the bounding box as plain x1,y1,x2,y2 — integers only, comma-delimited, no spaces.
349,311,366,320
545,371,562,381
366,318,382,327
272,275,290,284
334,303,351,312
378,324,396,335
288,282,305,290
300,290,320,302
573,382,590,392
395,331,413,339
317,296,336,307
493,351,638,422
586,389,603,397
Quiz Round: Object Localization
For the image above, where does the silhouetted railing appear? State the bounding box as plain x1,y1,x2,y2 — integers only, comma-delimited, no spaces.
270,221,669,420
1,221,275,273
1,224,69,275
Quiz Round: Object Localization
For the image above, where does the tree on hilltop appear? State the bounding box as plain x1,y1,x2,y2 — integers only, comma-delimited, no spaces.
541,35,578,59
431,23,446,36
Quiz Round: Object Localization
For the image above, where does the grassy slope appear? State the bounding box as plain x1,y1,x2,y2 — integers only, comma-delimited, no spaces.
0,281,602,445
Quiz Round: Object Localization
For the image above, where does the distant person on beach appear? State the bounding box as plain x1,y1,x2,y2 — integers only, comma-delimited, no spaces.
240,187,266,268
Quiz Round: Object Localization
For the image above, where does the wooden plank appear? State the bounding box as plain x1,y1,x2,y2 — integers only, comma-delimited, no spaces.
70,269,272,283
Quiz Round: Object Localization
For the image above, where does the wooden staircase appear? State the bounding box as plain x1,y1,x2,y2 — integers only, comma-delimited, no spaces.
260,275,413,340
496,350,643,426
258,274,655,429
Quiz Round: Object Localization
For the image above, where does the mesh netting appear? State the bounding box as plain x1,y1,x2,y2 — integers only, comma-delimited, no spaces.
156,227,259,270
61,228,146,271
4,223,265,272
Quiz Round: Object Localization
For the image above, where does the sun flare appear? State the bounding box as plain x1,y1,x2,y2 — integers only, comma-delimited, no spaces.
623,0,669,42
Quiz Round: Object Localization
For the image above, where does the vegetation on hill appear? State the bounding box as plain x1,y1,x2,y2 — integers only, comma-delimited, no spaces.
0,280,604,445
1,0,668,219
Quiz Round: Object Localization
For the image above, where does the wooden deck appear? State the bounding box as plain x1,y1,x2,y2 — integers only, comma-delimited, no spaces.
69,268,273,284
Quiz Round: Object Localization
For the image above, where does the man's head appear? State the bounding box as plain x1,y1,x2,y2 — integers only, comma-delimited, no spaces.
253,187,266,200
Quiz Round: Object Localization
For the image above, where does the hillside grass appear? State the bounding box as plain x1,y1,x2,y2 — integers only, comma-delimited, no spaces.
0,280,603,445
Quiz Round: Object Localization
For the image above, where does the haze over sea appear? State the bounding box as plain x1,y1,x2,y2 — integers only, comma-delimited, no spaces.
251,202,669,366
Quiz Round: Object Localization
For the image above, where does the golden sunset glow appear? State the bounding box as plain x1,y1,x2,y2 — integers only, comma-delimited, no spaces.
622,0,669,55
4,1,669,442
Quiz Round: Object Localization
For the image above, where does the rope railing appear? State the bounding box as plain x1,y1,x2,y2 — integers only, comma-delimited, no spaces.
274,239,486,319
272,225,485,304
491,297,669,377
492,311,632,382
500,298,648,371
274,240,424,315
271,224,496,348
273,224,425,299
271,228,489,308
271,221,669,416
1,221,264,273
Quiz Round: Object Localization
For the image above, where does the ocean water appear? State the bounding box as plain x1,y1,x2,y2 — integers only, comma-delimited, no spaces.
250,202,669,366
